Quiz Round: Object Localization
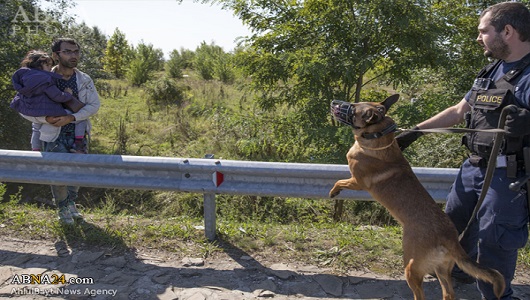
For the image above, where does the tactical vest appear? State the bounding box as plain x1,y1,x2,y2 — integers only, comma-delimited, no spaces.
463,53,530,159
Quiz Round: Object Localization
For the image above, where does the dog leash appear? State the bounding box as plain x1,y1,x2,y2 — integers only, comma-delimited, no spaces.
396,127,506,134
397,106,517,241
456,105,517,241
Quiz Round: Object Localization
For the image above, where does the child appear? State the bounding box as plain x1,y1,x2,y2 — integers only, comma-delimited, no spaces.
10,50,88,153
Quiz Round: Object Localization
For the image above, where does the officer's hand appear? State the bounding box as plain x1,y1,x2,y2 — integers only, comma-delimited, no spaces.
504,108,530,137
395,126,424,151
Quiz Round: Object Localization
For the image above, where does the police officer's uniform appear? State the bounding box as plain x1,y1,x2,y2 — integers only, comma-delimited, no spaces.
446,54,530,300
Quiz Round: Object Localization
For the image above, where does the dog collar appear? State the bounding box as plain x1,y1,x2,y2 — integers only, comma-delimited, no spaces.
361,123,397,140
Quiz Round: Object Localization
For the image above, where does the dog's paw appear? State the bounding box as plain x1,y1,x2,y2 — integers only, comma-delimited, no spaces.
329,190,341,198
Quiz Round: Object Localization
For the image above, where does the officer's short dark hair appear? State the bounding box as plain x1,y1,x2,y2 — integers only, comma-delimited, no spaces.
481,2,530,42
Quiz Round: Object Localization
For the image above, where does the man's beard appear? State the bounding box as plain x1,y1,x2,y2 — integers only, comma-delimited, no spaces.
62,60,78,68
484,35,510,60
58,56,78,68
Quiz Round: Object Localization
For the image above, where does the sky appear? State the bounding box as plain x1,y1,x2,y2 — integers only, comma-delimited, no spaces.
65,0,252,57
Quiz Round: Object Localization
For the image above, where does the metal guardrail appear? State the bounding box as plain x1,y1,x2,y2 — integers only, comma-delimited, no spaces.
0,149,458,240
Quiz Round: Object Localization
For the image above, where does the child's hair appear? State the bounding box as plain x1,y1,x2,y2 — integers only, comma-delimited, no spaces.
20,50,53,70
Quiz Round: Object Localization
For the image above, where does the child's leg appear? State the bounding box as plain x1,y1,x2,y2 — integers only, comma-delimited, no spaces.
71,120,88,154
31,123,42,151
74,120,87,140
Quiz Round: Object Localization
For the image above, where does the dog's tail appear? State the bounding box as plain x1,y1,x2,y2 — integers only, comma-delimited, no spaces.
454,250,505,299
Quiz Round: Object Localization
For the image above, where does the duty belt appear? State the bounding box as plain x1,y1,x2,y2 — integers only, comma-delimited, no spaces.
469,154,525,178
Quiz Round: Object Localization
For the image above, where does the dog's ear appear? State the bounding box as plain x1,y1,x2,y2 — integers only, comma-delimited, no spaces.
381,94,400,111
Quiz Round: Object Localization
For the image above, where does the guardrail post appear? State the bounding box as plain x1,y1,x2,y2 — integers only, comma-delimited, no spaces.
204,154,216,241
203,193,216,241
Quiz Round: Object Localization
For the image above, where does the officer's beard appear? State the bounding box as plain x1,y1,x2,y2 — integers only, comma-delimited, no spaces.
484,35,510,60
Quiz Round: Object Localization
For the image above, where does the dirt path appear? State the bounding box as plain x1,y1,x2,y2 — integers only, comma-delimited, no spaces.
1,236,529,300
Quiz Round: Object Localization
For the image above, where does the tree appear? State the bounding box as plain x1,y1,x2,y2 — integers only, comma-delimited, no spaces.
166,49,184,78
72,23,108,79
215,49,235,84
104,28,130,78
166,47,196,77
194,41,218,80
127,42,164,86
195,41,235,83
209,0,446,104
180,48,196,69
431,0,498,95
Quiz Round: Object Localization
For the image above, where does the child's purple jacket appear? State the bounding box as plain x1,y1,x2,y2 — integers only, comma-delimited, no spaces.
10,67,76,117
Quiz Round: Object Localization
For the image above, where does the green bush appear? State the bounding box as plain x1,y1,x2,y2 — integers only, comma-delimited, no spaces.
144,77,187,107
0,183,5,199
392,90,467,168
195,50,215,80
127,43,164,86
215,54,235,84
166,49,184,79
0,100,32,150
194,42,235,83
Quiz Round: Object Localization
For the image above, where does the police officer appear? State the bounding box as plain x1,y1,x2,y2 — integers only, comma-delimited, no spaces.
396,2,530,300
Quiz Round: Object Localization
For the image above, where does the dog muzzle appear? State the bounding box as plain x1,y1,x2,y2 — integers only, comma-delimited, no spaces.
330,100,397,139
330,100,356,127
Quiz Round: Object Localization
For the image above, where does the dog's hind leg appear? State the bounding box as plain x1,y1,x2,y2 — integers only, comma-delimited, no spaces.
329,178,362,198
434,261,456,300
405,258,426,300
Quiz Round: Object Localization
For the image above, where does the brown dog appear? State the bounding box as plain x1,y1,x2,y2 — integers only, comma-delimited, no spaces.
329,94,505,300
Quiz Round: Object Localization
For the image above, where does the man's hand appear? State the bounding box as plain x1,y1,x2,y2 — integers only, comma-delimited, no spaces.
504,108,530,137
45,115,75,127
395,126,424,151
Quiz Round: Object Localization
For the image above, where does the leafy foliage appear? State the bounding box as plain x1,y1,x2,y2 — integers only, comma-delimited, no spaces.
392,90,468,168
127,42,164,86
165,48,197,79
179,48,196,69
431,0,498,95
166,49,185,79
144,76,187,107
195,41,235,83
222,0,447,106
103,28,131,78
73,23,109,79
